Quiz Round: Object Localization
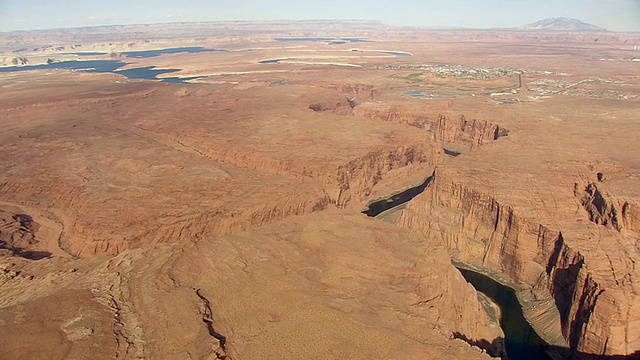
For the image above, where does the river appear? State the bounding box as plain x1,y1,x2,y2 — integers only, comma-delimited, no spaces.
457,267,549,359
362,178,557,359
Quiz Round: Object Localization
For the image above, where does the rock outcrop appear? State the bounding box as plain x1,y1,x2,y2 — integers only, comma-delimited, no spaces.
0,76,440,257
2,23,639,359
354,103,508,150
0,53,28,66
0,210,39,257
397,170,640,358
577,181,640,236
0,211,501,359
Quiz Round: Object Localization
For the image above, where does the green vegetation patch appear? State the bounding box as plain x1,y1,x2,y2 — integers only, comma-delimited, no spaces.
391,72,424,83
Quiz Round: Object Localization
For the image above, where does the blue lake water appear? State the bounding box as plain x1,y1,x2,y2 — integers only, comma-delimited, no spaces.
0,60,126,74
381,51,412,57
0,60,197,83
405,91,442,99
115,66,180,79
66,52,109,56
342,38,371,43
258,58,294,64
274,37,371,43
157,76,203,83
121,47,224,58
0,46,227,82
259,49,410,65
274,37,336,42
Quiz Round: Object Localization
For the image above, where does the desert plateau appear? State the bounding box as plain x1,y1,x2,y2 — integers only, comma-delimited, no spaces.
1,17,639,360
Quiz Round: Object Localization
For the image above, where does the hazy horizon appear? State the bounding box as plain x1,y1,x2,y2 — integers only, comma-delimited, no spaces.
0,0,639,32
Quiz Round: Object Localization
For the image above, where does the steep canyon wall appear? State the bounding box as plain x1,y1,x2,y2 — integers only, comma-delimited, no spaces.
354,103,509,150
397,172,640,357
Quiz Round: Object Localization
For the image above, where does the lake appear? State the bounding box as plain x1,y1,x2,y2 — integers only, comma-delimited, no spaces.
381,51,412,57
405,91,442,99
66,52,109,56
121,47,225,58
0,46,225,82
0,60,126,74
258,58,293,64
274,37,370,43
0,60,197,83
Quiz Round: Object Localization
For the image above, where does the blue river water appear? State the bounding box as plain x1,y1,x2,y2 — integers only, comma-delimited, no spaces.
458,268,549,360
362,181,556,360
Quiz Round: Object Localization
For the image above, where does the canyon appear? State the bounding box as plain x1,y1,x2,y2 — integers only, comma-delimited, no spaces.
1,21,639,359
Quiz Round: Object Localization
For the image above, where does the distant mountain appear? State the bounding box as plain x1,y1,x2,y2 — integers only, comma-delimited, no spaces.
520,17,607,32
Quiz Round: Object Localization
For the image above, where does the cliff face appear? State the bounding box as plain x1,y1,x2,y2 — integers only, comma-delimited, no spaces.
397,171,640,357
61,141,437,256
577,181,640,235
397,175,556,287
197,142,437,206
0,81,442,257
354,103,509,150
164,212,504,358
0,210,38,257
332,145,437,207
0,211,499,359
311,82,378,102
68,191,335,257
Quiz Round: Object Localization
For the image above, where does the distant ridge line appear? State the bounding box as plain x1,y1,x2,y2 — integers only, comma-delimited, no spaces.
519,17,607,32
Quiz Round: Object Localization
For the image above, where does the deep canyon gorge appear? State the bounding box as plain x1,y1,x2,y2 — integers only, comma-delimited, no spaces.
1,20,639,359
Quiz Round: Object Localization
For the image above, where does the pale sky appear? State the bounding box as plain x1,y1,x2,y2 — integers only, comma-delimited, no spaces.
0,0,639,32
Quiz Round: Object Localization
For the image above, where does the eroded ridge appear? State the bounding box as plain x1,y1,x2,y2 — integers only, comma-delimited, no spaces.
354,103,509,150
576,182,640,236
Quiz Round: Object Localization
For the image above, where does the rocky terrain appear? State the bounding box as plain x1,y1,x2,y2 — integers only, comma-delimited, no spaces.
393,90,640,357
0,211,502,359
0,21,639,359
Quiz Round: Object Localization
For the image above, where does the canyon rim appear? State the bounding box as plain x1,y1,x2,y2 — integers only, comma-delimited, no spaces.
1,18,640,359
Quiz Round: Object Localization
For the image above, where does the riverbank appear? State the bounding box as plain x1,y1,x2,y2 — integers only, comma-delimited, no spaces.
362,179,569,359
454,261,569,359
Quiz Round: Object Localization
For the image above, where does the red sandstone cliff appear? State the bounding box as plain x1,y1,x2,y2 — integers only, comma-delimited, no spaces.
0,211,500,359
397,170,640,357
354,102,508,150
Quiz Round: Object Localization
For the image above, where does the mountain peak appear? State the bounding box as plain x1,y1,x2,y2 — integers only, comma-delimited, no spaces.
520,17,607,32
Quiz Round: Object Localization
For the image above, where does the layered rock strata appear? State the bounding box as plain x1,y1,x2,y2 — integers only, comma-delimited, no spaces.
397,170,640,358
0,75,440,256
354,103,509,150
0,211,501,359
